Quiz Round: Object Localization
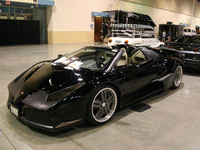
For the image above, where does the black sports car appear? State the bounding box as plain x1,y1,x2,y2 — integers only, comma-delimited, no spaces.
165,35,200,69
7,44,183,132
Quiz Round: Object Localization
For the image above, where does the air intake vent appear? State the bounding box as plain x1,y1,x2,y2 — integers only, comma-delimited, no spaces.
24,64,43,81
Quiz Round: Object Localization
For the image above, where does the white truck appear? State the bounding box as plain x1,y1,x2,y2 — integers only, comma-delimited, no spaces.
108,24,164,47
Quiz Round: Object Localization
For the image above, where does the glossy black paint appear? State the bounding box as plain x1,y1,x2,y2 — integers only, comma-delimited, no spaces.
165,35,200,69
7,45,183,132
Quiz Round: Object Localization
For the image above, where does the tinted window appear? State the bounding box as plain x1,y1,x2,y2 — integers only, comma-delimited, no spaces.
192,37,200,43
184,29,191,32
142,48,163,60
177,36,192,43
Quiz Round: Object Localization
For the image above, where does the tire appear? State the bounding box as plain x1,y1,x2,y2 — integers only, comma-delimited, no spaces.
86,85,118,125
172,65,183,89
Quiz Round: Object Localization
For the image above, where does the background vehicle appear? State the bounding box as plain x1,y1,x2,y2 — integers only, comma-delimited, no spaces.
108,24,164,47
165,35,200,69
184,28,197,36
7,45,183,132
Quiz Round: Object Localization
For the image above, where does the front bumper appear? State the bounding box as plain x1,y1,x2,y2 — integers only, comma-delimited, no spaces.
8,103,83,132
7,88,87,132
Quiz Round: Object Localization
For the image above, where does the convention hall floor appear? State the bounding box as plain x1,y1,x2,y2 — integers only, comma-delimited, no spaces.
1,43,200,150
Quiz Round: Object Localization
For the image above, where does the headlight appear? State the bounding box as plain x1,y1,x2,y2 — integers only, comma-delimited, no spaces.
46,82,85,102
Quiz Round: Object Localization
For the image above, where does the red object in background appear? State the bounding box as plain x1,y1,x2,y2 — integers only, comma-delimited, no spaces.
6,1,11,5
193,48,199,52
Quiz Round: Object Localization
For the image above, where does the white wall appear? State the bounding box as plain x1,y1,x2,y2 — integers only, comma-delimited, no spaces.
123,0,195,16
120,1,199,34
47,0,120,32
46,0,200,44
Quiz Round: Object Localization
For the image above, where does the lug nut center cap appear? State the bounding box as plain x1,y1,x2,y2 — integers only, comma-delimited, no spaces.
102,102,106,107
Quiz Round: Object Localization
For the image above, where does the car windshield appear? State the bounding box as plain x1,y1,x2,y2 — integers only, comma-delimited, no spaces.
53,47,117,70
177,36,200,43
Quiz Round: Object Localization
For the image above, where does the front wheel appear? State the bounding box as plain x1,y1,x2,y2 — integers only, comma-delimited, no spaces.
86,85,118,125
172,65,183,89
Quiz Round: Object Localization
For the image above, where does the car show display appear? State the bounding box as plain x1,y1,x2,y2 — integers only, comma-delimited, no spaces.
7,44,183,131
165,35,200,69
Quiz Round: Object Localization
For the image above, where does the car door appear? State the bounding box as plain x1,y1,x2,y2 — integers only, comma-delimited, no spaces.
115,48,159,105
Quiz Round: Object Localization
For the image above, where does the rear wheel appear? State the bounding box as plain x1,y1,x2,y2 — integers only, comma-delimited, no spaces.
86,85,118,125
172,65,183,88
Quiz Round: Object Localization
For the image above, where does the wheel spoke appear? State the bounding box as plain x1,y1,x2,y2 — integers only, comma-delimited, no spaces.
93,99,101,108
101,91,105,101
104,91,108,100
107,96,113,105
106,106,111,114
96,107,104,119
104,107,109,115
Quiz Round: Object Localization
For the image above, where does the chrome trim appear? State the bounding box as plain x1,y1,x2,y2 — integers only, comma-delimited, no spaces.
106,49,125,73
180,51,200,55
25,119,53,129
49,79,53,86
152,73,172,82
55,119,82,128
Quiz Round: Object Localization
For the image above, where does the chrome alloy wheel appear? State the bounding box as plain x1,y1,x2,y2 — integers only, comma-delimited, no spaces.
91,87,117,123
174,65,183,87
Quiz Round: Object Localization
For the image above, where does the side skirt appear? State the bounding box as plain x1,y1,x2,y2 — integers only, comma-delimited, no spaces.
120,82,163,108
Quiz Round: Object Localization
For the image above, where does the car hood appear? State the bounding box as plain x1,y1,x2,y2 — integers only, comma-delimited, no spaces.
8,62,91,104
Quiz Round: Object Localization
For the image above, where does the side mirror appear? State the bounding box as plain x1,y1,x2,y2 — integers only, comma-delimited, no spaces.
57,54,63,58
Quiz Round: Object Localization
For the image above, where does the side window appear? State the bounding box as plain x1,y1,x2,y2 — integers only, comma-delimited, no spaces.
177,36,192,43
130,50,146,64
192,37,200,43
117,50,128,66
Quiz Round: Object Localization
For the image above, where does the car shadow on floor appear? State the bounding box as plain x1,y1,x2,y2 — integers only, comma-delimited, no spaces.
130,103,151,112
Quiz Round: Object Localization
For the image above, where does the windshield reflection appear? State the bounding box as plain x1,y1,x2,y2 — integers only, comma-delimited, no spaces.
53,48,117,70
